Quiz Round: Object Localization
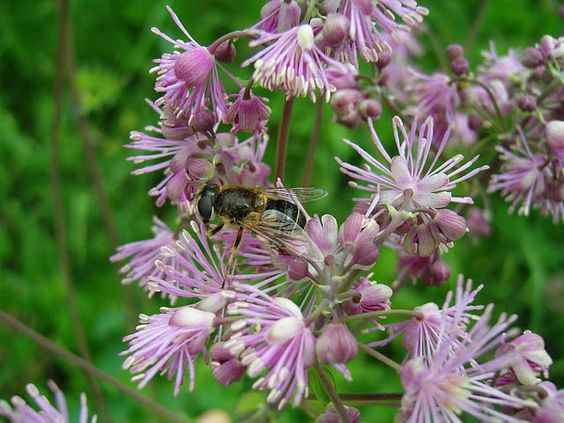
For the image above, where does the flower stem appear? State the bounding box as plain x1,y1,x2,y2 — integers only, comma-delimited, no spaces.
275,97,295,180
339,393,402,407
208,30,255,53
0,310,192,423
345,309,416,321
358,343,402,372
303,100,324,186
51,1,111,420
464,0,489,52
313,363,350,423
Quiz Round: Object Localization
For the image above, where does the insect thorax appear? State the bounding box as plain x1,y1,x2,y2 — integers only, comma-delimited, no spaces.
214,187,266,223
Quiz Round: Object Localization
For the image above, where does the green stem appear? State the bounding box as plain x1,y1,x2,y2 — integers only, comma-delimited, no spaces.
345,309,416,321
313,363,350,423
358,343,402,372
275,97,295,180
0,310,191,423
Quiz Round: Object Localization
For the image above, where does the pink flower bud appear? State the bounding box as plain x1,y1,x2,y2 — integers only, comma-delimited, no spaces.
288,257,309,281
185,157,213,180
522,47,543,68
190,109,216,133
420,258,451,286
330,89,363,114
161,121,194,140
375,49,391,68
435,210,467,241
173,47,215,88
211,343,246,386
359,99,382,120
518,95,537,112
316,404,361,423
326,64,359,90
322,13,350,47
446,44,464,60
213,40,236,64
451,57,469,76
316,323,358,364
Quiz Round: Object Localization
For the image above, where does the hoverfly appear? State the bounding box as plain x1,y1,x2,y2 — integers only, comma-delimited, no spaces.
196,184,327,262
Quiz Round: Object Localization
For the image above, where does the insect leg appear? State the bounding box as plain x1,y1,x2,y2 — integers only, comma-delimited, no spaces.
224,226,244,283
207,222,225,238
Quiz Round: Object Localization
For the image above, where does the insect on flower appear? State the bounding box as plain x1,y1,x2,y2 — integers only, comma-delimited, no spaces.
196,184,327,261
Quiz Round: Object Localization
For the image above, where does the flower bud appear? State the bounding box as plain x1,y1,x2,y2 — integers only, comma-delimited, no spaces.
337,110,362,128
288,257,309,281
330,89,363,112
466,207,491,239
173,47,215,88
375,49,391,68
468,113,483,131
186,157,213,180
451,56,469,76
521,47,544,68
211,343,246,386
353,280,392,313
435,209,467,241
316,323,358,364
539,35,563,60
213,40,236,64
277,0,302,32
446,44,464,60
403,223,437,257
359,99,383,120
161,121,194,140
421,258,451,286
546,120,564,155
190,109,216,133
322,13,350,47
518,95,537,112
326,64,359,90
316,404,361,423
170,307,215,330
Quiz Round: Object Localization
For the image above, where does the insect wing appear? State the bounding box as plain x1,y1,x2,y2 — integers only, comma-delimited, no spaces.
242,209,318,259
263,187,328,204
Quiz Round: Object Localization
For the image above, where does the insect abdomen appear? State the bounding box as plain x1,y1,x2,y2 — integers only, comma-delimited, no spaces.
264,199,306,229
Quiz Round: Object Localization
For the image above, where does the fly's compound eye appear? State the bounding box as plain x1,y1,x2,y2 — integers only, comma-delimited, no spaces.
197,185,218,223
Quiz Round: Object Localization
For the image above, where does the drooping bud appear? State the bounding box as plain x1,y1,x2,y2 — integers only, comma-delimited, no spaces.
521,47,544,68
190,109,216,133
420,258,451,286
345,278,392,315
213,40,236,63
451,57,469,76
173,47,215,88
277,0,302,32
330,89,363,114
161,120,194,140
468,114,483,131
288,257,309,281
326,64,359,90
435,209,467,241
446,44,464,60
518,95,537,112
359,99,382,120
316,403,361,423
316,322,358,364
375,49,391,68
211,343,246,386
186,157,213,180
322,13,350,47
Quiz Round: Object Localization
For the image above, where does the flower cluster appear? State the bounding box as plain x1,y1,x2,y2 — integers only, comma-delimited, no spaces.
103,2,564,422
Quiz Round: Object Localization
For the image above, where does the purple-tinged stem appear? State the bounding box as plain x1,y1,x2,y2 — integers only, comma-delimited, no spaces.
275,97,295,180
358,343,402,372
208,30,255,53
64,10,137,324
0,310,191,423
313,363,351,423
345,309,416,321
339,393,402,407
464,0,489,52
303,100,324,186
51,1,110,420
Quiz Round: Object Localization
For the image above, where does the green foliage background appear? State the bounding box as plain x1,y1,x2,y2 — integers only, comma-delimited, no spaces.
0,0,562,421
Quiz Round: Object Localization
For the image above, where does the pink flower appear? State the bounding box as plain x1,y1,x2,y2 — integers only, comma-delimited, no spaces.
121,306,216,395
225,88,271,133
225,285,316,409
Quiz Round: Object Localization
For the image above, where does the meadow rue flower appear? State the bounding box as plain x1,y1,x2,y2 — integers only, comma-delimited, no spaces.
546,120,564,162
371,277,484,359
226,285,316,409
496,331,553,386
150,7,228,120
344,277,392,315
466,207,492,241
121,306,216,395
110,216,177,295
244,24,347,101
338,116,487,213
395,252,451,287
333,0,428,64
225,87,271,133
532,384,564,422
0,381,95,423
489,128,563,222
398,302,530,422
